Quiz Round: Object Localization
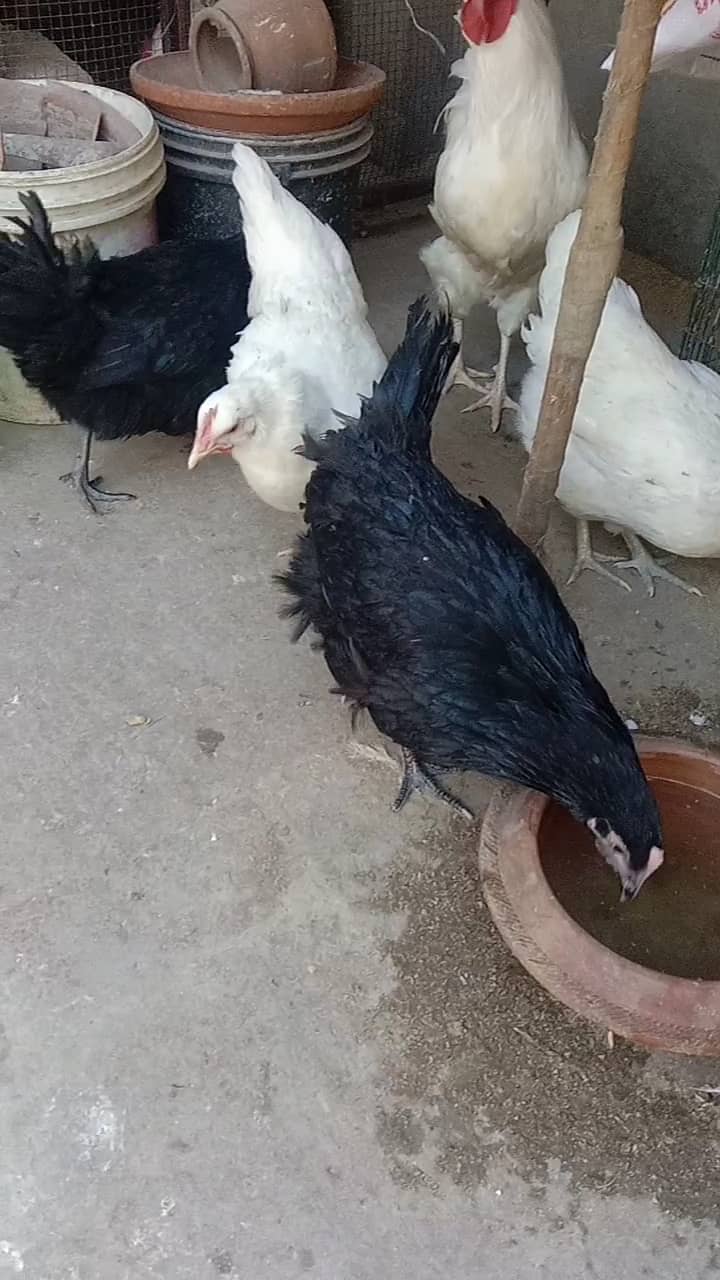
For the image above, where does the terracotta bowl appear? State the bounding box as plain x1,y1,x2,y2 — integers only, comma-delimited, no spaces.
130,53,385,137
479,738,720,1056
190,0,337,95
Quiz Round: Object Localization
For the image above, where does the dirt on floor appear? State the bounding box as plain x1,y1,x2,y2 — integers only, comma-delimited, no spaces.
1,217,720,1279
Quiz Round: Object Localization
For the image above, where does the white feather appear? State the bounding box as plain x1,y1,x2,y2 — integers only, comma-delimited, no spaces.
203,143,387,512
421,0,588,338
519,210,720,558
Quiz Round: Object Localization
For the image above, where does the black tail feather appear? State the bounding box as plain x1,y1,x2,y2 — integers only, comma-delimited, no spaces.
0,190,101,380
0,191,65,273
278,298,458,662
314,295,458,464
17,191,65,269
295,297,457,468
368,294,457,445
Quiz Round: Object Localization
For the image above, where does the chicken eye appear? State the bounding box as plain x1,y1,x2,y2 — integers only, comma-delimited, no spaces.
231,417,256,440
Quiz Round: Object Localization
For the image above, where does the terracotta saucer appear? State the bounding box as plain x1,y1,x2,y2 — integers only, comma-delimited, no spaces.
130,53,385,138
479,738,720,1056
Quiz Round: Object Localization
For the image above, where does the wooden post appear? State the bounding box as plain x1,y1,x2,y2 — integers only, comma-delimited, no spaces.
514,0,666,551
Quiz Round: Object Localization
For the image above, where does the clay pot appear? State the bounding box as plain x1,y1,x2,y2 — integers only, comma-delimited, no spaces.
478,738,720,1057
130,53,385,137
189,0,337,95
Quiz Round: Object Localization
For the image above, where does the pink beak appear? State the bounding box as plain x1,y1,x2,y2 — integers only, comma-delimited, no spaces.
188,406,232,471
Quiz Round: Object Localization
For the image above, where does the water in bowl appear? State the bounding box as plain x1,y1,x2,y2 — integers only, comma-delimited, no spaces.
539,777,720,980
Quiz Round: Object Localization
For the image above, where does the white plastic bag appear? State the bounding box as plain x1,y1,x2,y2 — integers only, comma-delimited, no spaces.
602,0,720,73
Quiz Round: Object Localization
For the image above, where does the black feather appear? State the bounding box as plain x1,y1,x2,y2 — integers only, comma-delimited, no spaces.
0,190,251,443
280,295,662,875
305,294,458,470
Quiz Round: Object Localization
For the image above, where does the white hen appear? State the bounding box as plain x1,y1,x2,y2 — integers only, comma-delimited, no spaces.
188,142,386,512
519,209,720,597
421,0,587,432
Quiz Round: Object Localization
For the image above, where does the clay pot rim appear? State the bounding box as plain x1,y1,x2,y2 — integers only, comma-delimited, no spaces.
189,0,338,96
130,53,385,114
479,737,720,1055
130,54,385,137
189,6,253,93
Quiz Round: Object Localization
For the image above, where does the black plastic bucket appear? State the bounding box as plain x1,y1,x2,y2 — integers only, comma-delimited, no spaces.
154,112,374,247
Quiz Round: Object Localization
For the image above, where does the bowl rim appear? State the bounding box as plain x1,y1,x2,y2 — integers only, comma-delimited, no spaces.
129,52,386,113
479,736,720,1055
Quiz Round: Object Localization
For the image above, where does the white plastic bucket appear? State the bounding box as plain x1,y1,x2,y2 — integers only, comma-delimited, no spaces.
0,82,166,425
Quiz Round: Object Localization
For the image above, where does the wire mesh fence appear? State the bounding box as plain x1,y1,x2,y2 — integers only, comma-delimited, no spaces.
1,0,459,205
326,0,462,204
1,0,458,202
0,1,181,90
681,197,720,372
181,0,461,204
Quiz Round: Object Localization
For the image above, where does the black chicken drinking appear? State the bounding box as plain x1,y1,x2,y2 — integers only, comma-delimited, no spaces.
280,298,664,901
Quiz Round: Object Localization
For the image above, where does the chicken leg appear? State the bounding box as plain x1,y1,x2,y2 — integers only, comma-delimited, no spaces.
445,318,491,394
61,430,136,514
459,329,519,433
606,528,702,599
567,520,632,592
393,747,474,821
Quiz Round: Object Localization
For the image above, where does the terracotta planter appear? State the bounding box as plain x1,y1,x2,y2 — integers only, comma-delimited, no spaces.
130,53,385,137
190,0,337,95
479,738,720,1056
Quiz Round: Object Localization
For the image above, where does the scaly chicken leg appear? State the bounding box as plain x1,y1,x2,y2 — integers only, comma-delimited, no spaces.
347,732,473,820
445,319,490,394
567,520,632,592
446,319,488,384
393,747,474,821
459,328,519,433
569,522,703,598
606,528,702,599
61,430,136,514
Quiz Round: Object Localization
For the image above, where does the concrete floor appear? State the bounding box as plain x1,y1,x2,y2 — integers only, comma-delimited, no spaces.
2,219,720,1279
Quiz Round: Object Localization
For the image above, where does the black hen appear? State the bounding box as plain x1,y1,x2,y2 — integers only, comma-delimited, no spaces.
280,298,664,901
0,192,250,510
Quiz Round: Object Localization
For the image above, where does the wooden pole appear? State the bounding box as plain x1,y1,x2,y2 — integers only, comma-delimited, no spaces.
514,0,666,551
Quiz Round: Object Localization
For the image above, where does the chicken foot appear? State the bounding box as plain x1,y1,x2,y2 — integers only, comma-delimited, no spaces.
606,528,702,599
445,319,492,394
393,747,474,822
61,430,136,514
460,331,519,433
453,362,494,391
567,520,632,592
568,522,702,597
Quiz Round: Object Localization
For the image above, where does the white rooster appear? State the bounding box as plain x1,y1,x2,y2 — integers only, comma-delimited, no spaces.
188,143,387,511
421,0,587,433
519,209,720,597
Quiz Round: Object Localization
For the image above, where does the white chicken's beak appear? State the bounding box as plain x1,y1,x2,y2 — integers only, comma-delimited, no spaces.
188,406,220,471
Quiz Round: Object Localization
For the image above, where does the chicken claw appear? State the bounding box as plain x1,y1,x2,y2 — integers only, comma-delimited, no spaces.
610,530,702,599
61,431,136,514
451,360,494,394
567,521,632,593
60,427,135,512
61,467,136,513
461,379,519,434
458,331,517,432
393,748,474,821
444,319,493,396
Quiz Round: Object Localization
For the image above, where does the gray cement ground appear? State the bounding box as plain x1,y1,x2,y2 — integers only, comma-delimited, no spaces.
2,219,720,1279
